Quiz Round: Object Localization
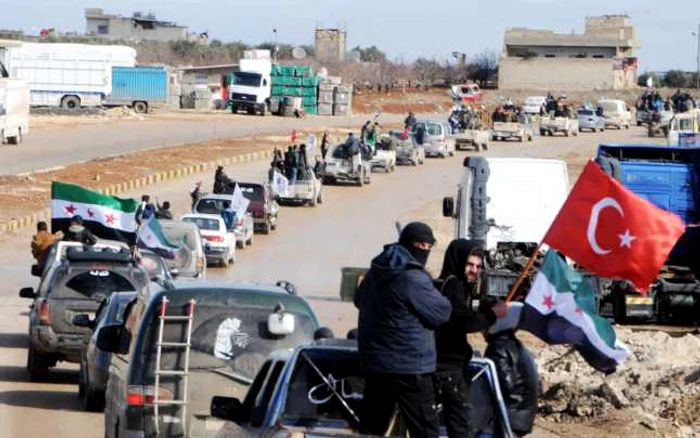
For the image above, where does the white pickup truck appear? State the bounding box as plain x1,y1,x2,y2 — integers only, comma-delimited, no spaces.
455,128,490,151
277,166,323,206
491,122,533,143
540,116,580,137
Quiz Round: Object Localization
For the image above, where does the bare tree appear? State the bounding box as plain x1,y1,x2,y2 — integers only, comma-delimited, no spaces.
412,58,443,85
468,49,499,84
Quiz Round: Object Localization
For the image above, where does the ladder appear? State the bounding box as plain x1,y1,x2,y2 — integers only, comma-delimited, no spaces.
153,296,196,435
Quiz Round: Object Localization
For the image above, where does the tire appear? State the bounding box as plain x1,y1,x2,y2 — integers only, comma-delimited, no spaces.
260,105,268,116
78,366,86,398
540,129,546,136
637,122,642,127
236,240,244,249
271,220,277,231
60,95,81,110
564,130,570,137
357,171,364,187
132,101,148,114
475,143,481,152
246,232,253,246
231,105,238,114
411,159,417,167
625,124,630,130
518,136,524,143
317,191,323,204
27,344,49,382
310,194,317,207
483,142,489,151
261,220,271,235
83,372,104,412
220,257,229,268
7,135,18,145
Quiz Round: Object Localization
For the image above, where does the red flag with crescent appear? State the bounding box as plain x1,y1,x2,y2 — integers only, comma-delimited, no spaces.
543,160,686,294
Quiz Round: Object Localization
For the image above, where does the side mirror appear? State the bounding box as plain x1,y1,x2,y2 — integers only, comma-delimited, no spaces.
72,314,95,330
442,197,455,218
19,287,36,299
96,325,126,354
30,264,43,278
267,312,295,336
211,396,245,422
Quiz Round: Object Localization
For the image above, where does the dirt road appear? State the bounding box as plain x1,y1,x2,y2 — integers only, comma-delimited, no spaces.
2,113,406,175
0,126,664,437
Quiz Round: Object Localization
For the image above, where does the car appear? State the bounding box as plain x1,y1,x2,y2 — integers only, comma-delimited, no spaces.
181,213,237,268
238,182,278,234
210,339,517,438
450,83,482,104
192,194,255,249
389,130,425,166
667,110,700,146
597,99,633,130
523,96,547,115
74,291,137,411
100,279,324,438
412,120,456,158
322,143,372,186
19,246,148,381
147,219,207,278
277,166,324,207
577,109,606,132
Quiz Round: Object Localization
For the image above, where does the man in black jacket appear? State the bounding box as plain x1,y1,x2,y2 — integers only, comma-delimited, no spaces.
434,240,507,438
63,215,98,246
354,222,451,438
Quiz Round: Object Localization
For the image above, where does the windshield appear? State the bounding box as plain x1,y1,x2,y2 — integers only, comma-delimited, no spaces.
143,301,317,382
280,348,363,429
196,198,229,215
160,223,200,251
598,102,620,114
58,269,137,299
233,72,262,87
238,184,264,201
579,110,594,116
183,216,222,231
413,122,443,136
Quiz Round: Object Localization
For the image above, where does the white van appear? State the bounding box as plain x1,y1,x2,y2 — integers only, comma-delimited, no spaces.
667,110,700,146
0,78,29,144
597,99,632,130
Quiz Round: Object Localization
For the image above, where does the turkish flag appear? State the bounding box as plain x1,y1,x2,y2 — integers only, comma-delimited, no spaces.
543,160,686,294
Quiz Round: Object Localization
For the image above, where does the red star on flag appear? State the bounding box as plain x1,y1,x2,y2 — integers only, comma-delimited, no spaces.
542,294,555,310
105,213,116,225
87,208,95,218
64,204,77,216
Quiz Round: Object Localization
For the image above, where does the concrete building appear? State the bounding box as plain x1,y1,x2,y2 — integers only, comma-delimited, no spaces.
85,8,205,43
499,15,639,90
314,28,346,62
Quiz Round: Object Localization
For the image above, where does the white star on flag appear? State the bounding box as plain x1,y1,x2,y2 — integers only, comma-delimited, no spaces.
618,229,637,248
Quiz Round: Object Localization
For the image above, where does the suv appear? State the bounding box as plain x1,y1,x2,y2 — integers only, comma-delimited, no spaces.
239,182,279,234
100,280,323,438
19,246,149,381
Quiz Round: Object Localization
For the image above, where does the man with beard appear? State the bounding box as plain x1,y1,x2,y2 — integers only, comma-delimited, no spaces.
354,222,451,437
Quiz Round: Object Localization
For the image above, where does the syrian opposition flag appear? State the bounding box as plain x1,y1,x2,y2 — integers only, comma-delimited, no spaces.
51,181,138,243
519,251,631,374
543,161,686,293
136,216,181,260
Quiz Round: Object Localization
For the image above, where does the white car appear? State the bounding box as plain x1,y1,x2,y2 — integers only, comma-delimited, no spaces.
181,214,236,268
192,194,255,249
523,96,547,115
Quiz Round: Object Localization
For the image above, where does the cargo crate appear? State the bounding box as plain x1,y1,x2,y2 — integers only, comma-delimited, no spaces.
271,76,303,87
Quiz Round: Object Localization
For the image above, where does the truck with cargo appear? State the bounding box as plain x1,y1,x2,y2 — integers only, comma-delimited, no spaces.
229,51,272,116
102,66,168,113
491,122,534,142
0,42,136,109
0,78,29,144
595,144,700,324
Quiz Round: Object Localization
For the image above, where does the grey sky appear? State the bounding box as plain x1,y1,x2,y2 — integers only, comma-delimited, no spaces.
1,0,699,72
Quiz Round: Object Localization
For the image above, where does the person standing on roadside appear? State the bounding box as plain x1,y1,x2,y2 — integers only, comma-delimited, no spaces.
434,239,508,438
354,222,451,438
321,131,330,160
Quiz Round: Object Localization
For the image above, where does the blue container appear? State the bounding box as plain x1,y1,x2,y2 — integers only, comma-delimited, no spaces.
109,66,168,102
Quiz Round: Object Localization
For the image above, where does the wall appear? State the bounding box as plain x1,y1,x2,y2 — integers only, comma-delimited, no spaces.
499,57,624,90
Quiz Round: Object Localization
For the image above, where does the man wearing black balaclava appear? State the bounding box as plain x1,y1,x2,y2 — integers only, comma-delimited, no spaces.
354,222,451,438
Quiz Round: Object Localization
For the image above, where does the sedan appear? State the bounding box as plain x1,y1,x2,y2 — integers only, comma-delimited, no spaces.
74,291,137,411
577,109,606,132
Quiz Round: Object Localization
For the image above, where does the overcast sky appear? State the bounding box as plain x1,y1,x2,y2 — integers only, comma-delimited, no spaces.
1,0,699,72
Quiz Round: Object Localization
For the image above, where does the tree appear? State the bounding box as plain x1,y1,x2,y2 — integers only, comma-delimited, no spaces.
351,46,387,63
468,49,499,83
663,70,688,88
412,58,443,84
637,72,661,88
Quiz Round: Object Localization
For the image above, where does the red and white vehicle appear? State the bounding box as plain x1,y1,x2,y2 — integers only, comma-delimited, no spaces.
451,83,482,104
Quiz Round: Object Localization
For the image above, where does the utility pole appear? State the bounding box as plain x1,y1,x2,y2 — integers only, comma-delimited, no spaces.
696,23,700,90
273,28,278,62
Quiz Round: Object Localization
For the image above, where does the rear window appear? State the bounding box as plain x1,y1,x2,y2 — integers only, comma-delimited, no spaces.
141,298,317,382
196,199,229,215
160,225,200,251
413,123,443,136
238,185,264,201
183,216,221,231
58,269,137,299
579,110,593,116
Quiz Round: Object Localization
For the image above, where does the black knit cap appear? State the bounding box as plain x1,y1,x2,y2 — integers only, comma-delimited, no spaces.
399,222,436,246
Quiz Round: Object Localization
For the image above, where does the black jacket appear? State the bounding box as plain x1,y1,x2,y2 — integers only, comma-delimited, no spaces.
63,225,98,246
485,330,539,435
354,244,452,375
435,239,495,371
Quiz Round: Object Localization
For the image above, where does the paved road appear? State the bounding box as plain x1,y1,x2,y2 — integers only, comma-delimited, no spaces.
0,126,655,437
2,113,404,175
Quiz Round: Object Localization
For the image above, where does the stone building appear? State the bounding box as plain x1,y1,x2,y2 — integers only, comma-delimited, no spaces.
499,15,639,90
314,28,347,62
85,8,205,43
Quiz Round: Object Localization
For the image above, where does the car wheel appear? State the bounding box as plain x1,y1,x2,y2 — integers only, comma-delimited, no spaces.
236,240,244,250
411,159,417,166
271,220,277,231
310,194,317,207
246,232,254,246
27,344,49,382
220,257,229,268
357,171,364,187
78,365,86,398
84,372,104,412
317,191,323,204
261,220,271,235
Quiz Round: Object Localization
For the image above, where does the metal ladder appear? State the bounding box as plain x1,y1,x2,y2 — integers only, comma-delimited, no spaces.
153,296,196,435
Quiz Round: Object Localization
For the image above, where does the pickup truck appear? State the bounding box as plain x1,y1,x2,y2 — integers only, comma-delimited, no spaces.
540,116,580,137
491,122,533,143
371,136,397,172
209,339,516,438
322,143,372,187
277,166,323,207
454,128,490,151
595,144,700,325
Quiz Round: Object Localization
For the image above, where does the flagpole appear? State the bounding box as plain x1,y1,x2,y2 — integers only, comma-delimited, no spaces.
504,242,543,303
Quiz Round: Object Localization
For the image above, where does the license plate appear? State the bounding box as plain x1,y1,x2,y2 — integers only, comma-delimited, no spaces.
625,296,653,306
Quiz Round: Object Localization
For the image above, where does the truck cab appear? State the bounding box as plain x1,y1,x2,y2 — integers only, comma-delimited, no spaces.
595,144,700,324
229,58,272,116
443,157,570,298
